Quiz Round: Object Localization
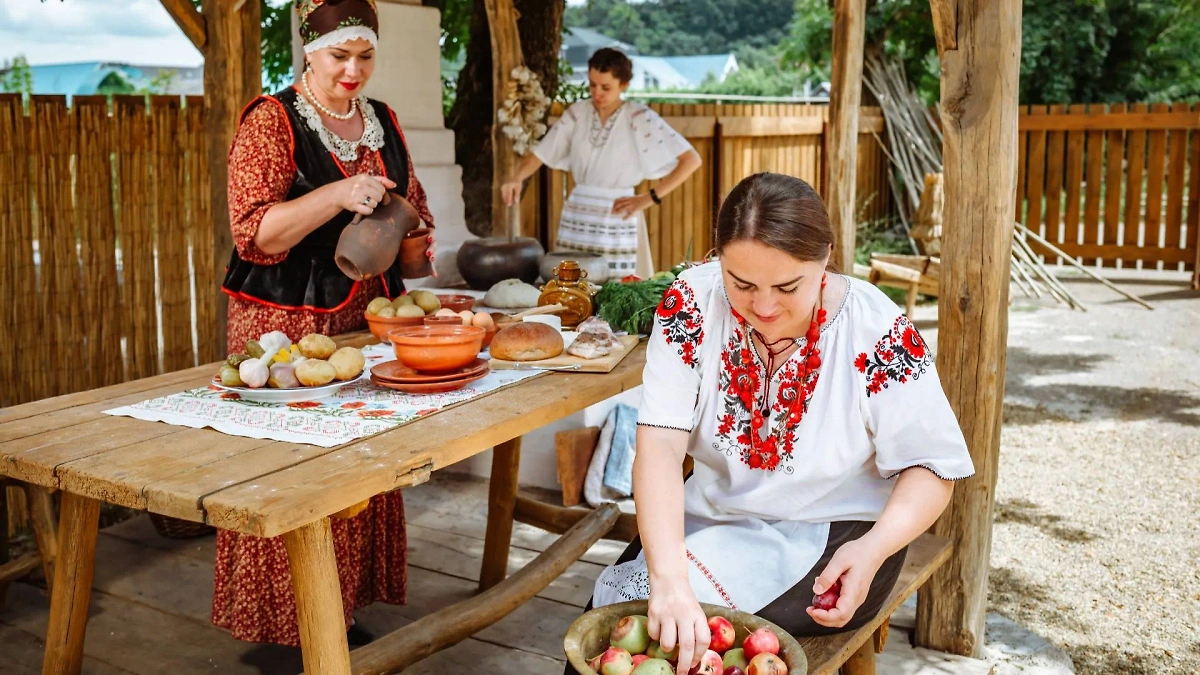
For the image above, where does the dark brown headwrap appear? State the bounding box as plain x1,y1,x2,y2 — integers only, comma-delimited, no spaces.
296,0,379,52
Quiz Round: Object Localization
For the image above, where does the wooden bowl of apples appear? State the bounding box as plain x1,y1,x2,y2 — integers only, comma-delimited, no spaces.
563,601,806,675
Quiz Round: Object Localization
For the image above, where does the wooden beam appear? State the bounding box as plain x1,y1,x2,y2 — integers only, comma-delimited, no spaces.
479,437,521,592
202,0,262,350
915,0,1021,658
351,503,620,674
483,0,524,236
513,495,640,542
825,0,867,275
160,0,207,52
1018,109,1200,132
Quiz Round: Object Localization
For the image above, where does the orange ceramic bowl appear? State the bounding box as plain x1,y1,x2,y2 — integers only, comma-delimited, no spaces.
365,311,425,342
387,325,486,373
423,315,465,327
436,294,476,314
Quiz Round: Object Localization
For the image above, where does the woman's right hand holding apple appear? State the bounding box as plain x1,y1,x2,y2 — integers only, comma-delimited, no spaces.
647,574,711,675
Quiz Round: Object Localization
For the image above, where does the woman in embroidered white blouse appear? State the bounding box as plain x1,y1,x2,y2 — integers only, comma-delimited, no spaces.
577,172,975,674
500,48,702,279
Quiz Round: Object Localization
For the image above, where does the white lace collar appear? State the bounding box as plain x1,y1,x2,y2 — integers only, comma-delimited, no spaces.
292,92,385,162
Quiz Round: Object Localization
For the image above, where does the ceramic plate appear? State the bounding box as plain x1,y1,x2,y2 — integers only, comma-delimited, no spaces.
210,369,369,403
371,358,489,384
369,369,488,394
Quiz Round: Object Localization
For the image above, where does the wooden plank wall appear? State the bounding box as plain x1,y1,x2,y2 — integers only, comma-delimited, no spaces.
1016,102,1200,275
0,94,215,409
525,103,892,270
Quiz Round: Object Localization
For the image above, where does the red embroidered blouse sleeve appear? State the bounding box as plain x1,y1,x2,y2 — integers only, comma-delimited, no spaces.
227,99,296,265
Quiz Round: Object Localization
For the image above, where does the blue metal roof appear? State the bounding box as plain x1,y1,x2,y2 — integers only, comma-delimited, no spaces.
25,62,142,95
659,55,734,87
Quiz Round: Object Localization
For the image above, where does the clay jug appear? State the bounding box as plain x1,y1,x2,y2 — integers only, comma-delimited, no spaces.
335,192,431,280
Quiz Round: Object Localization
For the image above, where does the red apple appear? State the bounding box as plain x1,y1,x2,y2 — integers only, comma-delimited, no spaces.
722,647,749,671
722,668,745,675
632,655,650,667
746,653,788,675
741,628,781,660
687,649,724,675
599,646,634,675
611,615,652,654
588,654,603,672
707,616,737,653
810,579,842,611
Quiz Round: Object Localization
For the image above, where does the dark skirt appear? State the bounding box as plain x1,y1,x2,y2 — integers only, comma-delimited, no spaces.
564,520,906,674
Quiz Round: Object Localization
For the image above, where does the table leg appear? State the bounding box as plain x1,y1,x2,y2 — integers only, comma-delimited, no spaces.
42,492,100,675
283,518,351,675
839,637,876,675
27,485,59,591
479,437,521,592
0,482,9,608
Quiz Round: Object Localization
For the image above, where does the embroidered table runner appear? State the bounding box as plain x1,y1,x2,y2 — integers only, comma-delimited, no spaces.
104,344,542,448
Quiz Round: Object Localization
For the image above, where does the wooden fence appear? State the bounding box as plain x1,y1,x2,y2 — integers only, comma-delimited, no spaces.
0,94,218,409
519,103,893,269
1017,103,1200,273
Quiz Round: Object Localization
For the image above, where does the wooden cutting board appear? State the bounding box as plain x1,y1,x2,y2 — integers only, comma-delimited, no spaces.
488,334,641,373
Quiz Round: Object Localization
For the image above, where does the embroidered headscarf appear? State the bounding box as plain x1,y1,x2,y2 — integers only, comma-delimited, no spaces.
296,0,379,54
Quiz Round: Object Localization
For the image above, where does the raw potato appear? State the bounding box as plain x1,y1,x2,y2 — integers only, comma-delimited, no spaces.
328,347,366,381
298,333,337,359
377,306,397,318
295,359,337,387
395,303,425,318
392,295,415,309
409,289,440,313
366,297,391,315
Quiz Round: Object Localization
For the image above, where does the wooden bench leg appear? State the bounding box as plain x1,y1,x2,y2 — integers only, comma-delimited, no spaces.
283,518,351,675
873,617,889,653
27,485,59,591
906,282,918,317
42,492,101,675
479,437,521,592
840,637,876,675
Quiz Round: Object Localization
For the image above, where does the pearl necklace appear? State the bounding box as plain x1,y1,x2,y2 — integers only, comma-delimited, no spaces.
301,69,357,121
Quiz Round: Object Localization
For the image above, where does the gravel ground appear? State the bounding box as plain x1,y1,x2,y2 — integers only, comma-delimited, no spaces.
918,269,1200,675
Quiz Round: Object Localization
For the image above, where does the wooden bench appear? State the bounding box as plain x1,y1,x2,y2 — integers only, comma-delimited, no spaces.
0,477,59,607
801,532,952,675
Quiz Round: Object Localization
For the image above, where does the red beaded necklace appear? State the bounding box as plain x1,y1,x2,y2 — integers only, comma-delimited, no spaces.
741,274,827,469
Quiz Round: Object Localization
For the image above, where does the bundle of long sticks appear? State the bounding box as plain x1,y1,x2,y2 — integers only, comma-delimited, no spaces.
863,53,1153,310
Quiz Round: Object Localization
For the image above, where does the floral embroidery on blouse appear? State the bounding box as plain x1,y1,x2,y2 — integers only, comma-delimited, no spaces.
855,315,932,396
656,279,704,367
712,311,822,474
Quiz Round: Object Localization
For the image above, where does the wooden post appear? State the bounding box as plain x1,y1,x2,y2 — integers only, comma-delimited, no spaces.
840,639,877,675
915,0,1022,657
283,518,353,675
479,437,521,591
202,0,262,349
26,485,58,591
41,493,101,675
825,0,867,274
483,0,524,236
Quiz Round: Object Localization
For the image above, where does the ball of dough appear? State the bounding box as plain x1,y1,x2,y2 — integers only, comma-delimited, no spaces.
298,333,337,360
295,359,337,387
328,347,366,381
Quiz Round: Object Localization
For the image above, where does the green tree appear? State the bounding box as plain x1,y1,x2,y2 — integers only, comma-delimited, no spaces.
0,55,34,94
565,0,795,56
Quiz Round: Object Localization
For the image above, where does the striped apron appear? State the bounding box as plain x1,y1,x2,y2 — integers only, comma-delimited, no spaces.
555,184,654,279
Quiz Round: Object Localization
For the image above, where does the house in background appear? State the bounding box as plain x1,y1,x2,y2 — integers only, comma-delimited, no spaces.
560,26,738,91
12,61,203,96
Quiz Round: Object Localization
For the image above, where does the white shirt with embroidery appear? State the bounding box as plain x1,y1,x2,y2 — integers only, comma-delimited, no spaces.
532,100,694,189
593,262,975,612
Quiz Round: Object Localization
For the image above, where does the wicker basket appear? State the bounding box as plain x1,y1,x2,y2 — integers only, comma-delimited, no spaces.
148,513,216,539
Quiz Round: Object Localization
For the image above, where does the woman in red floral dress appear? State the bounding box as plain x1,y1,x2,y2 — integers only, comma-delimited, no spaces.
211,0,426,647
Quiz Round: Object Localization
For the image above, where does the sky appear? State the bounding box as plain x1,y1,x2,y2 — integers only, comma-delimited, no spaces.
0,0,590,69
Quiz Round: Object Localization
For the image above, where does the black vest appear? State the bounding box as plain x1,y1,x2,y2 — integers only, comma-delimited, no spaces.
221,88,410,310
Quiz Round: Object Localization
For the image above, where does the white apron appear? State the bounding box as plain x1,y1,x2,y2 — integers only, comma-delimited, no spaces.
593,263,976,612
556,184,654,279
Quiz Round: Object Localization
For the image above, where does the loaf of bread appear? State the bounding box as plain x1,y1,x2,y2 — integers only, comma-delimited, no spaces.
489,322,565,361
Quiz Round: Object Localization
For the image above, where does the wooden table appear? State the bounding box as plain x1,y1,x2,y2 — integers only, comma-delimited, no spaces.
0,332,645,674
